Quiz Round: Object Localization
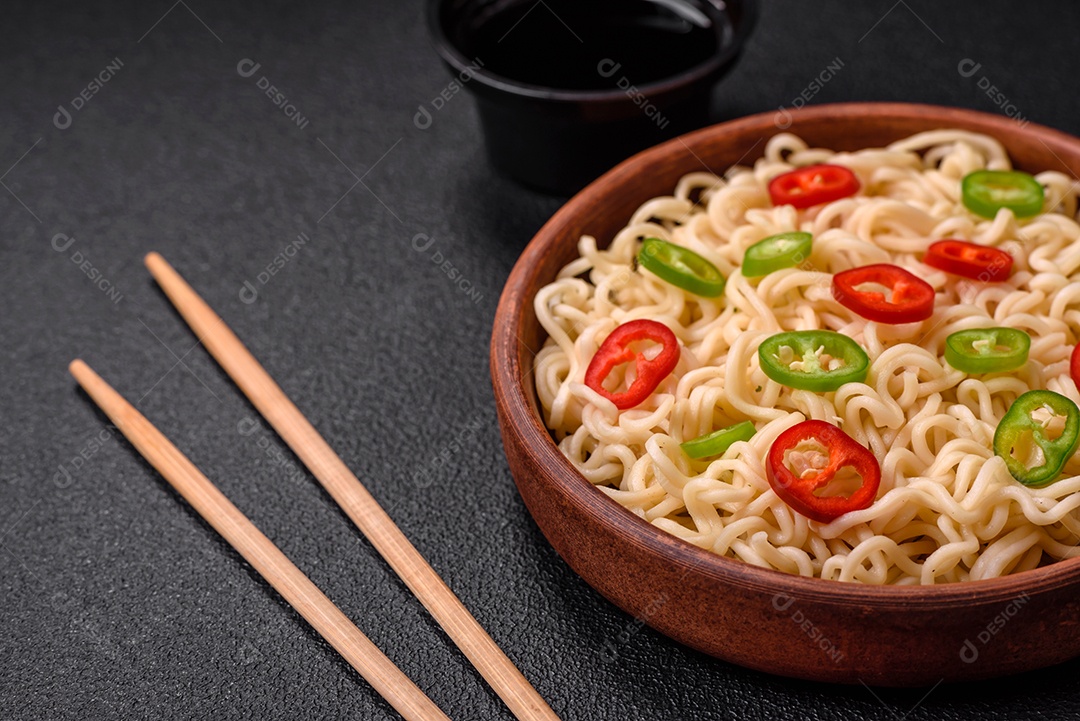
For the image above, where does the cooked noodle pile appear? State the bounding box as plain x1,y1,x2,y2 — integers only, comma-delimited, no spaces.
533,130,1080,584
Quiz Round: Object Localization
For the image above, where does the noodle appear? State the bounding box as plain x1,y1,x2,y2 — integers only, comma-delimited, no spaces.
533,130,1080,585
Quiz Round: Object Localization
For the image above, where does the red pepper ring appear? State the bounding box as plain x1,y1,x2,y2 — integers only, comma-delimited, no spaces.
766,420,881,523
1071,343,1080,392
768,164,861,210
584,319,680,410
923,239,1013,282
832,263,935,324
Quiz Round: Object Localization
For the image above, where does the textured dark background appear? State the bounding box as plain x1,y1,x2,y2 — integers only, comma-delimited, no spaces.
4,1,1080,719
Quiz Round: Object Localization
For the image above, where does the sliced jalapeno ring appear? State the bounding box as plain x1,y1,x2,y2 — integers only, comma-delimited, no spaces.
681,420,756,459
944,327,1030,374
638,237,725,297
961,169,1044,219
758,330,870,393
994,390,1080,487
742,231,813,278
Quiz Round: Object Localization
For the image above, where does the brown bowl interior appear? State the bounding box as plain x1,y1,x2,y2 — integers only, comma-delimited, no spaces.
491,102,1080,685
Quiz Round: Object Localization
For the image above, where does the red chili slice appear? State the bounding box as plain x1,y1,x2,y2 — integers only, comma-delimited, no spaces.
768,164,860,209
584,319,680,410
1071,344,1080,391
766,420,881,523
923,240,1012,282
832,264,935,324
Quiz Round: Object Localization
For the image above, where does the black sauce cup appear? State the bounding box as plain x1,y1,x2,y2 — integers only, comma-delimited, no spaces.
427,0,758,195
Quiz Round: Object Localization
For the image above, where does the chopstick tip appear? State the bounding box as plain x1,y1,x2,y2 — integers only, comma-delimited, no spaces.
144,253,176,280
69,358,90,381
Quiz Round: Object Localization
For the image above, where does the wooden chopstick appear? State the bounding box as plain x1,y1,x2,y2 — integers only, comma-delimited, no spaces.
68,360,451,721
143,252,559,721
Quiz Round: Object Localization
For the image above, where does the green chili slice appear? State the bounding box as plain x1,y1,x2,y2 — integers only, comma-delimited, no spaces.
681,421,756,459
742,231,813,278
944,328,1030,374
758,330,870,392
994,390,1080,487
961,170,1044,219
638,237,725,297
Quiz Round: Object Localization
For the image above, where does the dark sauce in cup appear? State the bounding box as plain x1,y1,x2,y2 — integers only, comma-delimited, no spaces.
457,0,732,91
430,0,754,193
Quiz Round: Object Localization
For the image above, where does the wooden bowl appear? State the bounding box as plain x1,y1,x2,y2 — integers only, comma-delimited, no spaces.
490,102,1080,686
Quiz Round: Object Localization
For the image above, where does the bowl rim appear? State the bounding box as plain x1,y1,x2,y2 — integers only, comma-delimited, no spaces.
426,0,759,104
491,100,1080,606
